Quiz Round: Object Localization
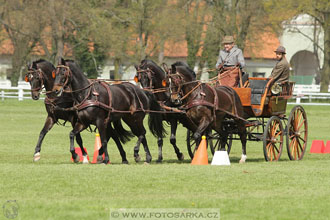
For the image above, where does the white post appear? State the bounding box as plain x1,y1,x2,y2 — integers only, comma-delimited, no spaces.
296,88,301,104
18,86,23,101
1,90,4,101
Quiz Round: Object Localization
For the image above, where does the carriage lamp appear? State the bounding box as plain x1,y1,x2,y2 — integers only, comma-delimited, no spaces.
134,75,139,83
162,79,167,87
52,71,56,79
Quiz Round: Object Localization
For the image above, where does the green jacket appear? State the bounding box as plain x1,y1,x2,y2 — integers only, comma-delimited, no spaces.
270,57,290,83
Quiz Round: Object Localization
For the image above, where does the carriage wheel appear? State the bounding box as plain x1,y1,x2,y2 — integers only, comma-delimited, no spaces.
209,132,232,155
263,116,284,162
286,105,308,160
186,130,198,159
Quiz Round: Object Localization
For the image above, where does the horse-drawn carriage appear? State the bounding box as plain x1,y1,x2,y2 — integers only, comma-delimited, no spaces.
26,58,307,164
187,72,308,162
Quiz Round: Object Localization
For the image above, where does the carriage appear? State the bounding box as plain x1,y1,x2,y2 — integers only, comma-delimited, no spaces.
187,75,308,162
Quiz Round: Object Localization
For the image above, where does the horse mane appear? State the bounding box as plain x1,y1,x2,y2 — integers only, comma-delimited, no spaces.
31,59,55,72
171,61,196,80
65,59,85,76
140,59,166,78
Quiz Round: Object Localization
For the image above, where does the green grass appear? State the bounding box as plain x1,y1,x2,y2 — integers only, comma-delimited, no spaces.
1,99,330,219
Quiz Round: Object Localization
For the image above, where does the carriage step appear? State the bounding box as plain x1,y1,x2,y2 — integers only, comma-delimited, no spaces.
245,120,262,127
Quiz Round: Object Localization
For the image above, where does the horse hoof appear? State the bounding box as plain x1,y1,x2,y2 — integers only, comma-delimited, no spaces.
156,159,163,163
122,160,129,164
103,160,110,164
144,161,150,165
82,155,89,164
146,155,152,163
97,155,103,164
33,152,41,162
74,155,80,163
178,153,184,161
239,154,247,164
134,155,141,163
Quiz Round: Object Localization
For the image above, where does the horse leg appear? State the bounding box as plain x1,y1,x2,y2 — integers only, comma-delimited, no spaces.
69,122,86,163
123,116,151,163
75,132,89,164
97,122,110,164
140,135,152,163
192,116,211,141
106,125,128,164
157,137,163,163
169,119,184,161
237,121,248,163
33,116,55,162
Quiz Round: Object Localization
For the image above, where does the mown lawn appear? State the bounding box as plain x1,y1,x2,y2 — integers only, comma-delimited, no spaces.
1,99,330,220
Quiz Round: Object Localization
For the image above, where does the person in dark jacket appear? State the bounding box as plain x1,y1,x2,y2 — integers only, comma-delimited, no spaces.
270,46,290,83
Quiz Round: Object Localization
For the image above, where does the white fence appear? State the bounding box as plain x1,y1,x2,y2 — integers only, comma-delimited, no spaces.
1,85,330,105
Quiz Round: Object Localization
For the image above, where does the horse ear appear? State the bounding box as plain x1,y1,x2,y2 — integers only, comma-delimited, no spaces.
134,64,139,70
58,57,65,65
162,63,169,73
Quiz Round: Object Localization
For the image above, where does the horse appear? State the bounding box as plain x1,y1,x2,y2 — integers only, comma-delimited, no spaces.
25,59,132,164
52,58,165,164
134,59,195,162
165,66,248,163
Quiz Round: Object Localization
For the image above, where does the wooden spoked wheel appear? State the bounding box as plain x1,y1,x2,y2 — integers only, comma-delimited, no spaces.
263,116,284,161
209,132,232,155
286,105,308,160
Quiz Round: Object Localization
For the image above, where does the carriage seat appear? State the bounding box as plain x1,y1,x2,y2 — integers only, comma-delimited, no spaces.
249,79,270,105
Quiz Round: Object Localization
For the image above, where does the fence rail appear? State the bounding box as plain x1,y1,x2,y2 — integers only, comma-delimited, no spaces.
1,85,330,105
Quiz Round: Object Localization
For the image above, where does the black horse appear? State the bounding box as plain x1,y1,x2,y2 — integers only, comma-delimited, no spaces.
52,58,165,164
135,59,195,162
25,59,132,163
165,65,248,163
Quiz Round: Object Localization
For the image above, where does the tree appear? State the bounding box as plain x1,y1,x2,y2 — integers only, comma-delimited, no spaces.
0,0,45,86
265,0,330,92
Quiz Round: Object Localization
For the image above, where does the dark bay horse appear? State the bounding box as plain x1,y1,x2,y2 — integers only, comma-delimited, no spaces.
135,59,195,162
26,59,132,163
165,66,248,163
52,58,165,164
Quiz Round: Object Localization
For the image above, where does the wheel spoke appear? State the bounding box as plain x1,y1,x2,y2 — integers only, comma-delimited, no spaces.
297,119,306,131
298,136,306,144
274,130,282,139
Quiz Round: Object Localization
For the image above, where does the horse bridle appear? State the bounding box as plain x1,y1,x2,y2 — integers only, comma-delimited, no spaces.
167,72,184,100
135,67,154,89
25,68,44,92
54,65,72,90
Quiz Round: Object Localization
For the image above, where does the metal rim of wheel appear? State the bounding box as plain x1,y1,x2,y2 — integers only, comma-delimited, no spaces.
186,130,198,159
286,105,308,160
209,132,232,155
263,116,284,162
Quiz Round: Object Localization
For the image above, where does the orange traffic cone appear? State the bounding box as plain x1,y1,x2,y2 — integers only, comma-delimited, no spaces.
91,133,107,164
191,136,209,165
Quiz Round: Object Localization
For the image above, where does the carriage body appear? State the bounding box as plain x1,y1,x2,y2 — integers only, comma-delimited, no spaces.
233,77,295,118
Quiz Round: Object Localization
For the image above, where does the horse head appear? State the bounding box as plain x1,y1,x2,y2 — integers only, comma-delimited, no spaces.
164,62,196,105
53,58,73,97
25,59,55,100
134,59,166,90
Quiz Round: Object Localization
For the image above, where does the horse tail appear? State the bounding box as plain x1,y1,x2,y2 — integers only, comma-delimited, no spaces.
144,91,167,138
113,120,134,144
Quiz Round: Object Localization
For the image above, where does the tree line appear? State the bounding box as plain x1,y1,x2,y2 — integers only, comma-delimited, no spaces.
0,0,328,92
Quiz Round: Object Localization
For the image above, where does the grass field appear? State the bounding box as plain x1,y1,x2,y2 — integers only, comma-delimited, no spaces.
1,99,330,220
